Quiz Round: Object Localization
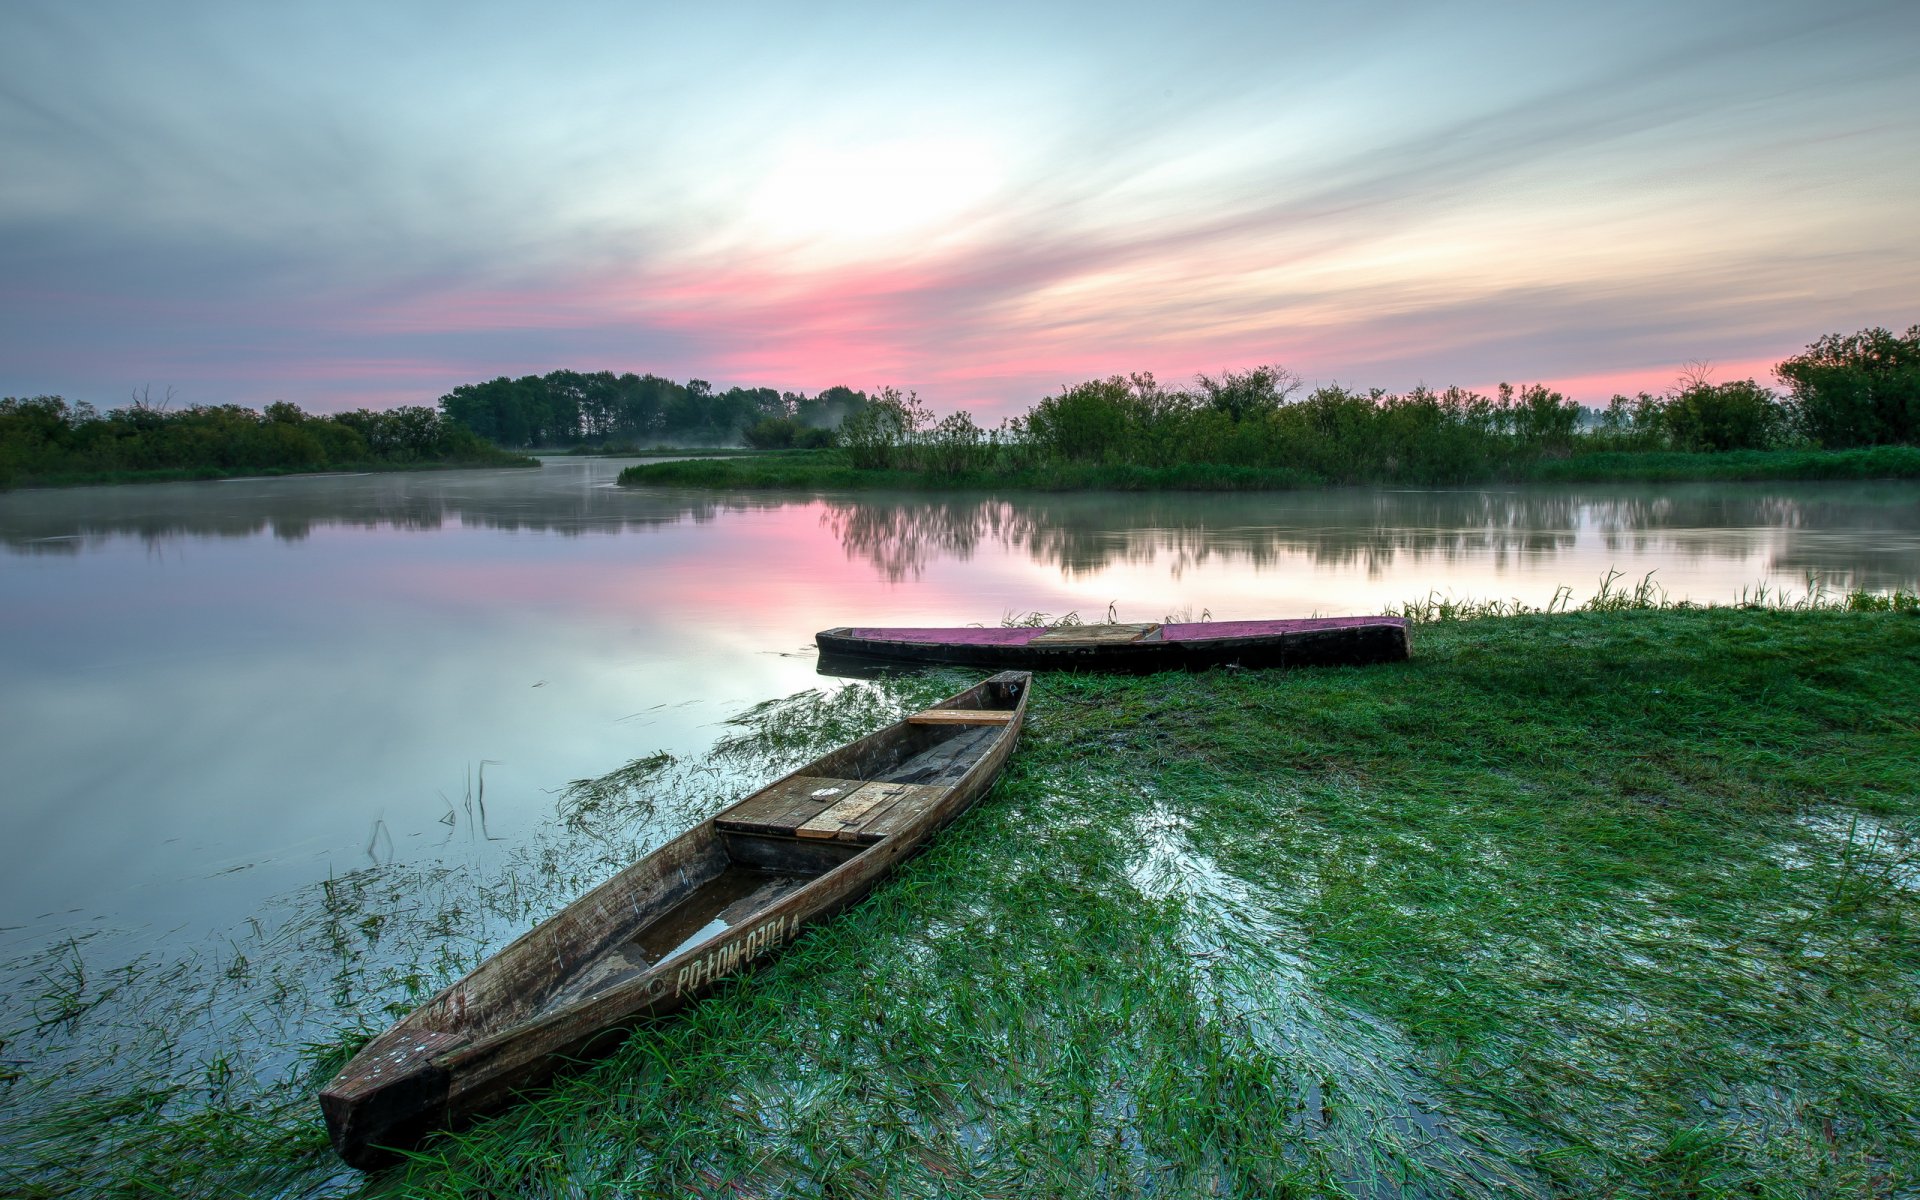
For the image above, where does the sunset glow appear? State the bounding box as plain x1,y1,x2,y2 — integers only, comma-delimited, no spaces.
1,1,1915,417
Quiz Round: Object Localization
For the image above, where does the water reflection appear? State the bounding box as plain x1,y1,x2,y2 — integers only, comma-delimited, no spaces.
1,460,1917,1075
7,470,1917,593
0,463,772,551
821,486,1920,592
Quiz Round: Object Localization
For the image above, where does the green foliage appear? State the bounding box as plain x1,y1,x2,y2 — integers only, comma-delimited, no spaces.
0,393,528,485
741,416,798,449
919,409,992,478
622,444,1920,492
740,417,837,451
1023,375,1151,463
1776,325,1920,448
1016,368,1583,483
1196,363,1300,421
627,325,1920,494
1658,373,1789,452
438,371,872,448
837,386,927,469
1520,444,1920,483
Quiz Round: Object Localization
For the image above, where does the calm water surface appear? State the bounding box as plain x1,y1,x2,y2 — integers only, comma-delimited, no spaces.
4,460,1918,959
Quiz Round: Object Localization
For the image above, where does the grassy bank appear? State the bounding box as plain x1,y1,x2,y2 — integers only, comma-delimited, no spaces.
550,445,796,458
618,445,1920,492
1518,445,1920,484
4,600,1919,1196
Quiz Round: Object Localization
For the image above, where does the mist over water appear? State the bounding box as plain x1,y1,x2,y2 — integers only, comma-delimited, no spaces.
2,459,1917,957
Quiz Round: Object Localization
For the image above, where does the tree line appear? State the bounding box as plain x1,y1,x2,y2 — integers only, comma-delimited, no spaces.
7,323,1910,488
821,324,1920,483
434,370,874,448
0,392,529,487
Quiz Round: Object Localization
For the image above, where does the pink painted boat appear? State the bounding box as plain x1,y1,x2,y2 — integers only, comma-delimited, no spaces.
816,617,1410,673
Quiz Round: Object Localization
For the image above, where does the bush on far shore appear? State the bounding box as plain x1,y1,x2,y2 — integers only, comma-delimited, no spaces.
1776,325,1920,449
725,323,1916,488
741,416,836,450
0,393,528,486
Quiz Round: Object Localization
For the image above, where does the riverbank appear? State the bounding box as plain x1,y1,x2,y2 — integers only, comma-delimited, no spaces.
617,445,1920,492
4,600,1917,1195
548,445,788,459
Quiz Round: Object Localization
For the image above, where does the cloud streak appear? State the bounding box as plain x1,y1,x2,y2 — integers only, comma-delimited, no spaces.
1,0,1915,415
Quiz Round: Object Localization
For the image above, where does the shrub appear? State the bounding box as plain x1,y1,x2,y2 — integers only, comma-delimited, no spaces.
742,417,798,449
1023,377,1133,463
1195,365,1300,422
838,388,925,469
1776,325,1920,448
1659,375,1787,452
1594,392,1665,449
921,410,989,478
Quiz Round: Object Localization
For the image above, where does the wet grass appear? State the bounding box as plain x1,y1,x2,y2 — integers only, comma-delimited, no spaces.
616,446,1920,493
4,597,1919,1196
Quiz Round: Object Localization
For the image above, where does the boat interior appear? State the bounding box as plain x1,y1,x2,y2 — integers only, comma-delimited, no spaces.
431,675,1027,1031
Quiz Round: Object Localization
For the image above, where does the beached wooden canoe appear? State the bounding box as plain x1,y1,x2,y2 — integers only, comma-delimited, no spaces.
320,671,1031,1168
816,617,1410,673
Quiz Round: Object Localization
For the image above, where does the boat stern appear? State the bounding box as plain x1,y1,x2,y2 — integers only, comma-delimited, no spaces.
320,1031,458,1169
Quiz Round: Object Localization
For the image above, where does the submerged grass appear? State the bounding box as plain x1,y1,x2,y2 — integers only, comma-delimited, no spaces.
4,590,1919,1196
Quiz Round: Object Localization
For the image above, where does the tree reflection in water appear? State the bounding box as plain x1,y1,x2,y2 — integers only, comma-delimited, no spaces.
816,486,1920,592
3,467,1916,593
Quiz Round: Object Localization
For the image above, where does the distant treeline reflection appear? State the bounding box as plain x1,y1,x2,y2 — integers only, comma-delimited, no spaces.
7,476,1914,593
817,489,1919,588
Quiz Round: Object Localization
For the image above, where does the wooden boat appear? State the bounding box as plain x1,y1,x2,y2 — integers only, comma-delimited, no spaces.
320,671,1031,1168
816,617,1410,673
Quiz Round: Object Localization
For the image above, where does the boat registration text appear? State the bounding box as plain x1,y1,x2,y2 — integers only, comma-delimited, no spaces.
673,913,794,997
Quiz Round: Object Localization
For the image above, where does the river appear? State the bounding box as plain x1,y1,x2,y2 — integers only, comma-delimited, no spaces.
3,459,1918,962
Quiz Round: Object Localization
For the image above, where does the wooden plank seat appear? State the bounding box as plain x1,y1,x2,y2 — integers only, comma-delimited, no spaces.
796,781,945,842
716,775,865,838
907,708,1015,725
716,777,946,845
716,724,1006,842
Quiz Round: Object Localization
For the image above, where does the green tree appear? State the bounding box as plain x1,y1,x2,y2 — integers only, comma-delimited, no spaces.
1660,372,1787,452
1776,325,1920,448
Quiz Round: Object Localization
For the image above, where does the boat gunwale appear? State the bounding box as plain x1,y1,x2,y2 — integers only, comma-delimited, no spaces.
815,619,1411,673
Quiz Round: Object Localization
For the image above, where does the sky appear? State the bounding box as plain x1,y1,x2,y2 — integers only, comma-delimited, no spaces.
1,0,1916,419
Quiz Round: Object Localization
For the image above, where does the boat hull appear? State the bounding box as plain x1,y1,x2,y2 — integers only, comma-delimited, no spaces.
321,672,1028,1168
817,617,1410,673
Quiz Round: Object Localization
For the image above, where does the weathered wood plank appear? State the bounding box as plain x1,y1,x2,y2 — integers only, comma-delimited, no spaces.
719,830,863,872
907,708,1015,725
1028,622,1159,646
794,781,912,839
845,783,948,843
715,776,864,837
877,726,1000,786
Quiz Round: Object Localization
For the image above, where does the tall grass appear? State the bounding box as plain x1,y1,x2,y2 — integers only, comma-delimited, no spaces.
1389,568,1920,622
